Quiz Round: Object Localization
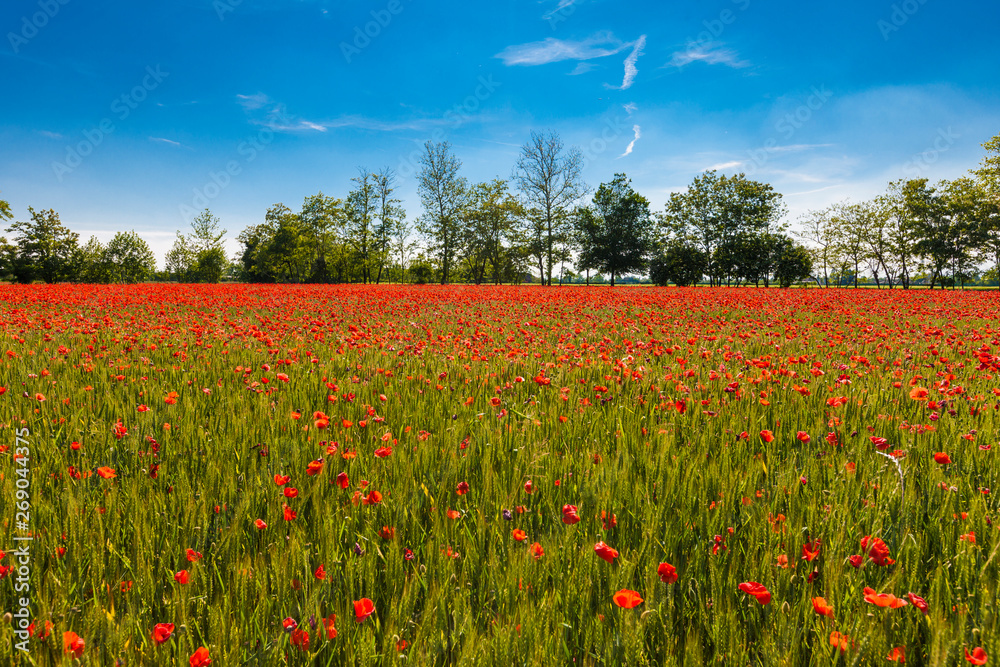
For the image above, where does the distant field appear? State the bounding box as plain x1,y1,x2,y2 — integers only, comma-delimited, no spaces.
0,284,997,665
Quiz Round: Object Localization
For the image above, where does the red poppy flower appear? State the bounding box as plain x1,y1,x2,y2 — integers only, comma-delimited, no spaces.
306,459,324,475
446,509,461,520
829,631,850,653
870,436,889,450
760,430,775,443
934,452,952,465
530,542,544,559
283,487,299,498
290,628,310,651
512,529,527,542
186,549,203,563
189,646,212,667
379,526,396,540
561,504,581,525
335,472,349,489
657,562,678,584
63,631,85,658
796,431,811,443
324,614,337,639
594,541,618,563
274,474,290,486
174,570,189,584
738,581,771,605
314,564,326,580
282,617,298,632
151,623,175,644
254,519,267,530
848,554,864,568
612,589,643,609
374,446,392,458
860,536,895,566
801,539,821,561
965,647,987,665
456,481,470,495
907,592,928,614
909,387,929,401
96,466,117,479
863,587,908,608
354,598,375,623
887,647,905,663
524,480,533,494
811,597,834,618
283,505,297,521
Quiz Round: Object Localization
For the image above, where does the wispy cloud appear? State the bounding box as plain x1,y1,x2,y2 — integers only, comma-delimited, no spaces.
622,102,637,116
238,93,329,133
609,35,645,90
38,130,63,139
495,31,630,66
239,94,495,134
619,125,641,157
542,0,578,19
569,62,596,75
704,160,743,171
665,42,749,69
150,137,184,147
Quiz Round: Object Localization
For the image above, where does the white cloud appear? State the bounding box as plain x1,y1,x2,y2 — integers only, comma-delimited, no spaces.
619,124,641,157
622,102,637,116
665,42,749,69
569,62,596,75
495,31,630,66
150,137,183,147
38,130,63,139
704,160,743,171
612,35,646,90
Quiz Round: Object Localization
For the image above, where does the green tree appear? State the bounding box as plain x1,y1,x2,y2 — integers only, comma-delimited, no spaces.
773,240,814,288
299,193,347,282
416,142,468,284
103,231,157,284
650,242,707,287
373,168,406,284
660,171,786,286
902,179,951,289
462,179,525,285
346,169,377,283
973,135,1000,286
7,207,80,283
513,130,587,286
0,193,11,224
575,174,653,287
77,236,108,283
165,236,196,282
795,207,841,288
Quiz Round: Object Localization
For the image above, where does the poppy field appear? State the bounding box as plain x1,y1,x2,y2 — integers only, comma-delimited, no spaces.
1,284,998,666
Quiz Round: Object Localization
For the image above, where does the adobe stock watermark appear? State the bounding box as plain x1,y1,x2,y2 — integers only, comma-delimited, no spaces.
179,109,294,222
6,0,71,54
580,115,632,169
902,127,959,177
9,427,32,653
213,0,242,21
686,0,751,51
395,74,501,182
877,0,930,41
745,85,833,175
51,65,169,182
545,1,577,30
341,0,412,64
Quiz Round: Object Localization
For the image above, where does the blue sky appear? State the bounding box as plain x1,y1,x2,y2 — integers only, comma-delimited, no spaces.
2,0,999,263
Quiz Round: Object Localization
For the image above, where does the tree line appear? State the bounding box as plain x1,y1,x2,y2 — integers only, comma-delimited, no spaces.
1,131,997,287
